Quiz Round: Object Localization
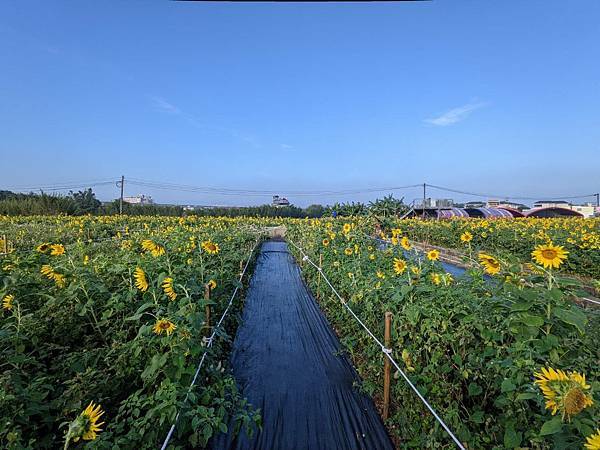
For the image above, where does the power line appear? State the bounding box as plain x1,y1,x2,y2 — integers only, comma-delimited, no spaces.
426,184,597,202
4,179,119,192
127,178,422,197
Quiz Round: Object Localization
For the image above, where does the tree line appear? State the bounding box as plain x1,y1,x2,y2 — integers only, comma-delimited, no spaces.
0,190,407,219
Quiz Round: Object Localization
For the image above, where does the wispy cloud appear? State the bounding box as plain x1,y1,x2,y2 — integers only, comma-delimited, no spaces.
148,94,262,148
425,101,488,126
150,96,181,115
280,143,294,151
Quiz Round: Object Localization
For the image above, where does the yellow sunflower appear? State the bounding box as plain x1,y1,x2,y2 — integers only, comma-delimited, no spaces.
67,401,105,443
141,239,165,257
201,240,220,255
585,429,600,450
376,270,386,279
478,253,501,275
427,249,440,261
430,273,441,285
460,231,473,243
40,264,66,287
534,367,594,420
162,277,177,301
153,318,177,336
343,223,351,234
393,258,407,275
322,238,330,247
207,279,217,290
344,248,353,256
401,237,411,251
2,294,14,311
531,243,569,269
36,243,51,253
133,267,148,292
49,244,65,256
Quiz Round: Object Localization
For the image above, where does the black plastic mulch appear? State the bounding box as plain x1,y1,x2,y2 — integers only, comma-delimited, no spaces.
212,240,393,450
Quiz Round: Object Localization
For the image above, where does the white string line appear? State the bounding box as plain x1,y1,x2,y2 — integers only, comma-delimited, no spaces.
288,239,466,450
160,239,260,450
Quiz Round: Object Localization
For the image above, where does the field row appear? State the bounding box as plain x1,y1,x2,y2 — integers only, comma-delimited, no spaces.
287,218,599,449
1,216,264,449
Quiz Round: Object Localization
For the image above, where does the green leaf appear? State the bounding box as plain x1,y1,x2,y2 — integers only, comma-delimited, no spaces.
503,422,522,448
501,379,516,393
516,313,544,327
553,307,587,334
468,382,483,396
516,392,537,400
539,416,563,436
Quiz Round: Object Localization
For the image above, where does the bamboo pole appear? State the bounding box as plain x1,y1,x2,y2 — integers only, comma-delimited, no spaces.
204,283,211,330
2,235,6,254
383,311,392,420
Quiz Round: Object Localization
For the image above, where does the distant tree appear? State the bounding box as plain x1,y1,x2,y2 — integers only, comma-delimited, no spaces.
69,188,101,215
304,204,326,218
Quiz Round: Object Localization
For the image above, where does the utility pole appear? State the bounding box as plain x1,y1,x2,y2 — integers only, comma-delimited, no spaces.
119,175,125,215
596,193,599,207
422,183,426,219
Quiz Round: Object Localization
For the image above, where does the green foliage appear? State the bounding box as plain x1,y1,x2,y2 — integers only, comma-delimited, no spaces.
0,216,263,448
288,218,600,449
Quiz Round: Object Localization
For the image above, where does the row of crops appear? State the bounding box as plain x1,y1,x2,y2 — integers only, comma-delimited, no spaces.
286,217,600,449
2,215,599,449
397,217,600,280
0,216,265,449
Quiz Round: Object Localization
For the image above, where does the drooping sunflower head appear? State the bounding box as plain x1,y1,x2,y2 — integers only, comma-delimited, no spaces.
430,273,441,285
2,294,14,311
161,277,177,301
207,279,217,290
401,237,411,251
478,253,501,275
460,231,473,243
36,243,51,253
133,267,148,292
153,318,177,336
585,429,600,450
49,244,65,256
68,401,105,443
427,249,440,261
531,243,568,269
393,258,407,275
201,240,220,255
141,239,166,257
376,270,386,279
534,367,594,420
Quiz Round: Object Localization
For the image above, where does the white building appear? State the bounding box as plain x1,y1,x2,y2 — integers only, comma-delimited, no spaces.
272,195,290,207
123,194,154,205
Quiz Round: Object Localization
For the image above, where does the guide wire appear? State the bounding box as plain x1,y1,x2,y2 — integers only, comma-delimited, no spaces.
160,238,260,450
287,239,466,450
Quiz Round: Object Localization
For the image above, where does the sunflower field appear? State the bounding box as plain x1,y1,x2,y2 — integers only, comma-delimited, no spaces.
2,214,600,449
287,217,600,449
398,217,600,279
0,216,263,449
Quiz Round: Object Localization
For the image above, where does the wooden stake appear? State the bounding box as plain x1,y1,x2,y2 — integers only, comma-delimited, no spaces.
239,259,244,276
2,235,6,254
383,311,392,420
204,284,211,330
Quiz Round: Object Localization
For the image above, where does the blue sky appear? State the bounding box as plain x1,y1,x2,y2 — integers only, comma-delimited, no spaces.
1,1,599,207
